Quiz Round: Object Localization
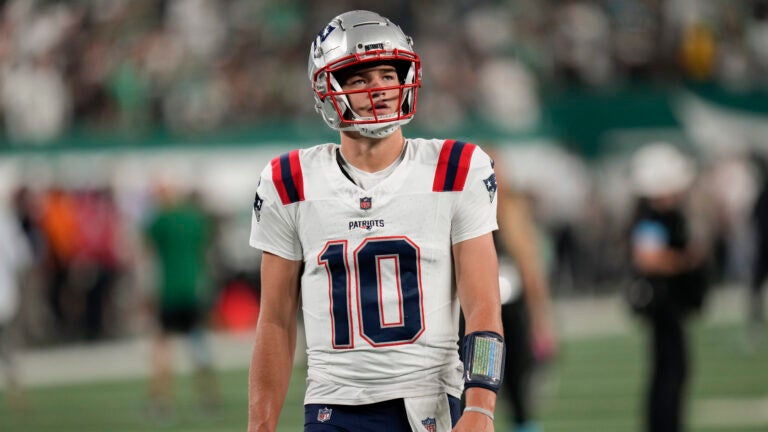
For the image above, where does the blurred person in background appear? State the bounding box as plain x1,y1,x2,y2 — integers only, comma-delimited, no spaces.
11,186,48,344
748,151,768,343
38,187,80,341
551,0,614,86
0,53,72,143
143,179,219,418
497,145,592,295
703,154,759,286
0,188,32,410
74,187,124,340
626,142,709,432
492,151,558,432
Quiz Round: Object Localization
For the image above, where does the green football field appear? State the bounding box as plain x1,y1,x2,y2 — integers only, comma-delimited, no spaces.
1,322,766,432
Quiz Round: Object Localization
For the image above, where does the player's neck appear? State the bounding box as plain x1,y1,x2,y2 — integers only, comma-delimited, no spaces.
339,129,405,173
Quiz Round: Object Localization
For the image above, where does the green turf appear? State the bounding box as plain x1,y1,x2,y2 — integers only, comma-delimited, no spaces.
1,322,766,431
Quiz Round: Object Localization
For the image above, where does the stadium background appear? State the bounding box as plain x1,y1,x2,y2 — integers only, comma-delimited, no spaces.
0,0,767,431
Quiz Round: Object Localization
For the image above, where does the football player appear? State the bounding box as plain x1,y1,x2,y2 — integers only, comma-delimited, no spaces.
247,10,504,432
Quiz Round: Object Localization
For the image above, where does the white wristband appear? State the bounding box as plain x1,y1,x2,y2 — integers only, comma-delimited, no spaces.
463,406,494,421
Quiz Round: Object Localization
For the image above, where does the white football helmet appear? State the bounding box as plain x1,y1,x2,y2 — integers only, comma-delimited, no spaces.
631,142,696,198
308,10,421,138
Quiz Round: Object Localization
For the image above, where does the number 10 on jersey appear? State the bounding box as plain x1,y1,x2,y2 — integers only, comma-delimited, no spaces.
318,237,425,349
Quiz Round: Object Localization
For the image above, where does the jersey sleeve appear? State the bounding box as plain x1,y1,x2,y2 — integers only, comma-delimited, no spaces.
249,164,303,261
450,147,499,244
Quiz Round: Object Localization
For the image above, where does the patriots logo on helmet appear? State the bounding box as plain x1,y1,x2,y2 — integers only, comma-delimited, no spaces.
483,173,497,203
421,417,437,432
253,192,264,222
318,24,336,43
317,407,332,422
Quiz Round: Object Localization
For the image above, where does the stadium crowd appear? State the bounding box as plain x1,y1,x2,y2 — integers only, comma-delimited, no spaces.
0,0,767,143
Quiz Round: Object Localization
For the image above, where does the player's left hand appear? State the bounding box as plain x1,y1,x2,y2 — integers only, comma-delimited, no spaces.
531,315,558,362
452,411,494,432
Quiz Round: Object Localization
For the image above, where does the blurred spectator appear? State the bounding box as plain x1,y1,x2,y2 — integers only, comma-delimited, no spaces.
551,0,614,86
166,0,226,64
143,181,219,416
476,57,541,132
626,142,709,432
162,70,229,133
107,43,152,132
461,0,528,118
0,193,32,410
12,186,43,258
74,188,124,340
38,187,80,340
1,54,71,143
608,0,660,80
747,0,768,83
715,2,752,89
701,154,759,284
501,145,592,294
749,151,768,341
10,186,49,344
679,21,716,80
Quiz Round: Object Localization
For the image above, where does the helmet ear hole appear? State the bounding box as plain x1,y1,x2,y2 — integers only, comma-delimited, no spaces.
315,72,328,92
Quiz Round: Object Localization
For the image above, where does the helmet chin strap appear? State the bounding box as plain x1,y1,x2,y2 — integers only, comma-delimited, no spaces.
339,118,399,138
341,103,401,138
358,123,399,138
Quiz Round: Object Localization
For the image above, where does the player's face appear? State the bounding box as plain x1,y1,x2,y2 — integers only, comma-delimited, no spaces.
340,64,401,119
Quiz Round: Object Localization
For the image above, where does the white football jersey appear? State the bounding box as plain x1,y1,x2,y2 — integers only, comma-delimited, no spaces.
250,138,498,405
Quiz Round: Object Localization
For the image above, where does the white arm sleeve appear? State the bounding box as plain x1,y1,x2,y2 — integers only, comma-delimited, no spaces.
249,166,303,261
451,148,499,244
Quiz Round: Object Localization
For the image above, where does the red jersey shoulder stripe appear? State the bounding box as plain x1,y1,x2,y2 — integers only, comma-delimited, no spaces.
432,140,476,192
271,150,305,205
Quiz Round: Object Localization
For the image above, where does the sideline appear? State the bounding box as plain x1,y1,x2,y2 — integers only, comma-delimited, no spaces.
1,285,747,389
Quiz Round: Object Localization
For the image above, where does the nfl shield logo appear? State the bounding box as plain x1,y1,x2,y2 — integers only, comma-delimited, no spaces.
421,417,437,432
317,407,332,422
360,197,372,210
